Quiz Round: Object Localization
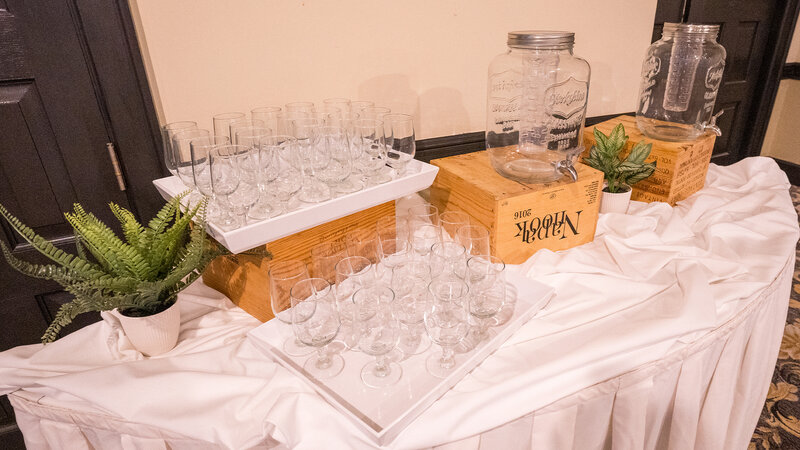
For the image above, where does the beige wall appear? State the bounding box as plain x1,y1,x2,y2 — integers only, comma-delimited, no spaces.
761,20,800,164
129,0,657,139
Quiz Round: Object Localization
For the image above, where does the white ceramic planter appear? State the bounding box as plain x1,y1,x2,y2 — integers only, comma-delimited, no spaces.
600,185,633,214
111,301,181,356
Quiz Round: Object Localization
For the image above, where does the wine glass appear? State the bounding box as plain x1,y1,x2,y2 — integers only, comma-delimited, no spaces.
409,222,442,260
408,204,439,226
424,278,471,378
430,241,467,280
291,277,344,378
260,135,302,215
439,210,471,241
377,237,410,282
345,228,379,264
350,100,375,117
352,119,391,185
171,128,210,206
456,225,491,256
318,125,362,195
236,126,276,221
391,260,432,355
225,145,259,228
354,286,401,388
189,134,230,223
269,259,314,356
208,144,243,230
465,255,506,342
230,119,267,145
285,101,316,115
383,113,416,175
251,106,284,135
291,117,331,203
311,241,347,283
161,121,197,175
334,256,377,350
376,214,410,243
323,98,351,115
213,112,246,142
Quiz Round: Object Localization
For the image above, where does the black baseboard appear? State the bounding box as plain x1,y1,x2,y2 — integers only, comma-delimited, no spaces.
783,63,800,80
414,112,634,163
774,158,800,185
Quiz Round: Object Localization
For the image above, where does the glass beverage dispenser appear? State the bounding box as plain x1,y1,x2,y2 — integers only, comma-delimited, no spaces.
486,31,591,183
636,23,726,141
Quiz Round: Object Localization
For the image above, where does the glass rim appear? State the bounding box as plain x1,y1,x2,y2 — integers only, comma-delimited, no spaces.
289,277,331,300
431,241,466,255
457,224,490,238
212,112,246,120
466,254,505,270
352,285,395,304
334,255,373,273
163,120,198,131
251,106,282,113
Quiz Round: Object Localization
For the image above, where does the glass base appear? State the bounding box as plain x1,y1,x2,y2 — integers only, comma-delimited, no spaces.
247,200,276,221
334,177,364,194
304,353,344,379
425,351,459,379
284,336,315,357
298,183,331,203
361,361,402,388
397,332,431,356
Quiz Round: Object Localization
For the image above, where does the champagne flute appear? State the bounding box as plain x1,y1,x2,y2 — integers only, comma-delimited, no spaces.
291,278,344,378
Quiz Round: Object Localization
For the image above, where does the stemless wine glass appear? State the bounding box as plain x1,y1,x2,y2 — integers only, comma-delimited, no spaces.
430,241,467,280
466,255,506,342
213,112,246,142
260,135,302,215
354,286,401,388
391,260,432,355
456,225,491,256
251,106,284,135
318,125,362,195
424,278,471,378
352,119,391,185
311,241,347,283
291,277,344,378
439,210,471,241
334,256,377,350
209,144,242,230
269,259,314,356
236,126,276,220
162,121,198,175
383,113,416,175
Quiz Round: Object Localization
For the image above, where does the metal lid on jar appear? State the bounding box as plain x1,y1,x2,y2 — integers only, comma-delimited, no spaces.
507,31,575,49
662,22,720,38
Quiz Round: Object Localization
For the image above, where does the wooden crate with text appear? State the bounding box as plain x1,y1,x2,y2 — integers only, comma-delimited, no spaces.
202,201,394,322
430,151,602,264
581,115,716,205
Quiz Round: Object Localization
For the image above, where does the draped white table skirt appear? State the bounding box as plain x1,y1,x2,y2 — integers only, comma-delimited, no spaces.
3,157,798,449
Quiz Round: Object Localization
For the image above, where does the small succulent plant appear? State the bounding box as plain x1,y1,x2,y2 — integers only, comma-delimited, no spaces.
584,123,657,193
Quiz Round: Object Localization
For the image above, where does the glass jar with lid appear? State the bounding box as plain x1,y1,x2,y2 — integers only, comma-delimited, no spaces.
486,31,591,183
636,23,726,141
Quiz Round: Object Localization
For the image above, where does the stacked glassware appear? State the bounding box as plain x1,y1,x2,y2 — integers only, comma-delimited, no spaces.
159,99,417,230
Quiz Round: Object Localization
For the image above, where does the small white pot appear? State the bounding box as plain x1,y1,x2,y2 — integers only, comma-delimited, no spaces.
600,184,633,214
111,300,181,357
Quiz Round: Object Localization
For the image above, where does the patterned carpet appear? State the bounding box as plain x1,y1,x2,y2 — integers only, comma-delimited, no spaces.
750,185,800,449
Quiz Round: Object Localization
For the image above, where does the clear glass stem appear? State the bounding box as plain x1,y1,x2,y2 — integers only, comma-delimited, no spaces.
373,355,390,378
440,346,456,369
315,346,332,370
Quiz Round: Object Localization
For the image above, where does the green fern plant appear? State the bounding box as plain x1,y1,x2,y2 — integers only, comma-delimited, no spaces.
0,194,228,343
583,123,657,193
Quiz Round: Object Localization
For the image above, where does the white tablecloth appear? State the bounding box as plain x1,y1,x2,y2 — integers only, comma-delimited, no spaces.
1,157,798,449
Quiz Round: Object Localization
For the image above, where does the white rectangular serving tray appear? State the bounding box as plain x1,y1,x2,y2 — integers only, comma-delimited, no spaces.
248,267,554,446
152,159,439,253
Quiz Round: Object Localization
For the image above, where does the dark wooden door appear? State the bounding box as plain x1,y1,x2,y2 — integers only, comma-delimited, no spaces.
0,0,163,446
653,0,786,164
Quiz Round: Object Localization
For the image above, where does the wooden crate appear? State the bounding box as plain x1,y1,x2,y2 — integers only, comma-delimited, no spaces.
429,151,602,264
202,201,395,322
581,115,716,205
